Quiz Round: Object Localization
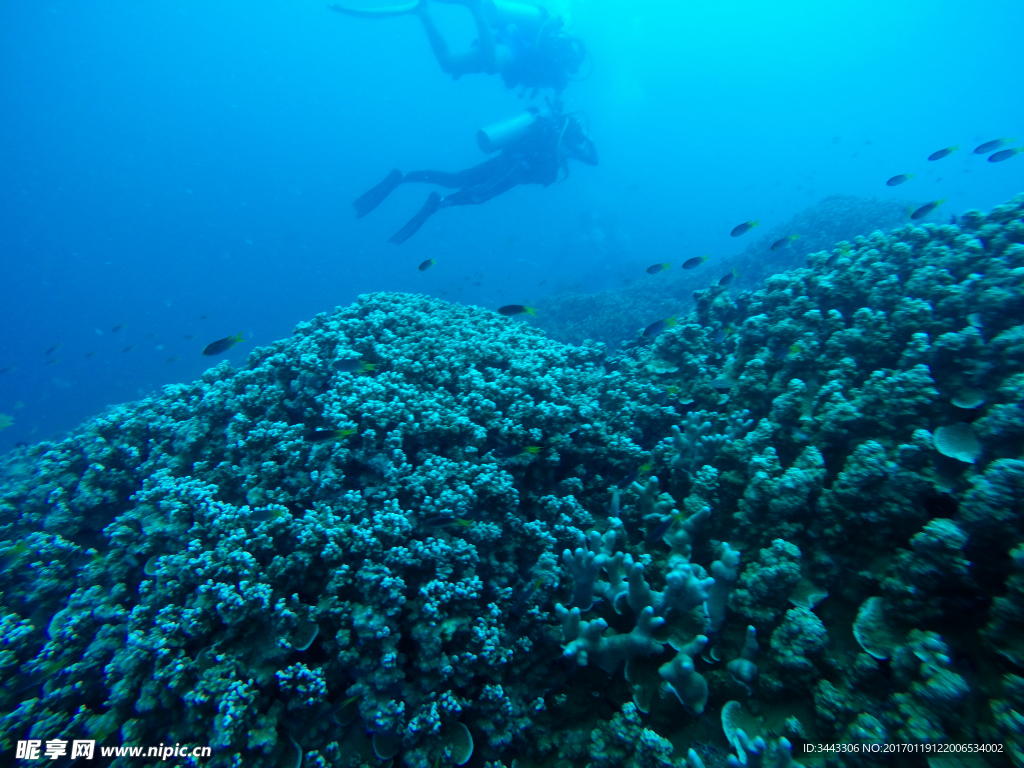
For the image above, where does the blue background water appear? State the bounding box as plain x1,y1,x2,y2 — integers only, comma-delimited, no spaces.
1,0,1022,448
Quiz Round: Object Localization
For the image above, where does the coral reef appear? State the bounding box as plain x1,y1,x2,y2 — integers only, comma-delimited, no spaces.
4,193,1024,766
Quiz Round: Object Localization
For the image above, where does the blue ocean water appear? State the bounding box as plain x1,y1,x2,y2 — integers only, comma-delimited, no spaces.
1,0,1022,447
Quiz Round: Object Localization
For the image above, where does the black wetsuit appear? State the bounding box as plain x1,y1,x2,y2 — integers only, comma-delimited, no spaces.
497,22,581,95
353,116,566,243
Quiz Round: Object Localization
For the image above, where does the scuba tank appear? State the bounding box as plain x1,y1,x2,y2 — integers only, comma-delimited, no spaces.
476,107,545,153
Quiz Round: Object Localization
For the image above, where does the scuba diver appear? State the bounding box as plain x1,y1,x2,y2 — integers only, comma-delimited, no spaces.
352,106,597,243
329,0,587,97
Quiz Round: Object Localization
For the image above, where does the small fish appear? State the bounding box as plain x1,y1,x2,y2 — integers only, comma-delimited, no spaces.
45,343,61,356
618,468,639,489
498,305,535,317
989,147,1024,163
165,356,180,363
949,214,958,225
122,344,137,353
510,577,543,615
202,332,245,356
184,334,195,340
421,515,471,529
710,377,732,392
0,542,29,568
43,358,60,366
523,446,541,454
309,428,356,442
249,507,287,523
974,138,1014,154
967,313,983,328
493,445,526,458
646,512,683,543
713,326,733,344
111,323,126,332
682,255,708,269
774,343,801,360
770,235,800,251
927,145,958,161
886,174,914,186
718,269,738,286
0,366,14,374
84,351,96,358
731,220,759,237
418,259,435,271
619,461,652,488
643,316,677,339
646,263,671,274
910,199,946,220
335,359,376,374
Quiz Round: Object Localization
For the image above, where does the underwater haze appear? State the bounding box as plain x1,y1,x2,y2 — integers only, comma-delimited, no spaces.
2,0,1022,445
6,2,1024,767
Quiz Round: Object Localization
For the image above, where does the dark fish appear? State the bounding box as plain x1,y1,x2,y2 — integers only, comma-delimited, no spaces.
122,344,137,353
645,513,682,543
643,316,677,339
682,255,708,269
989,148,1023,163
770,235,800,250
646,262,670,274
774,343,801,360
45,343,61,355
618,468,640,488
418,259,435,271
886,174,914,186
421,515,472,529
731,220,759,237
111,323,126,332
335,359,376,373
249,506,286,523
949,214,958,225
202,332,245,356
927,145,958,161
974,138,1014,154
510,577,543,616
493,445,525,458
498,305,535,316
910,199,946,220
165,356,180,363
309,428,356,442
83,351,95,358
0,366,14,374
43,358,60,366
183,334,195,340
617,462,652,489
718,269,738,286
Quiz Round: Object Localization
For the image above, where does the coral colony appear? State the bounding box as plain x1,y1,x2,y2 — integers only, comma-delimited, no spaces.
3,195,1024,766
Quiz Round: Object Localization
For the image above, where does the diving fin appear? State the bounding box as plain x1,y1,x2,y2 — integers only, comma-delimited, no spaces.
328,1,422,17
389,192,442,244
353,169,403,218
